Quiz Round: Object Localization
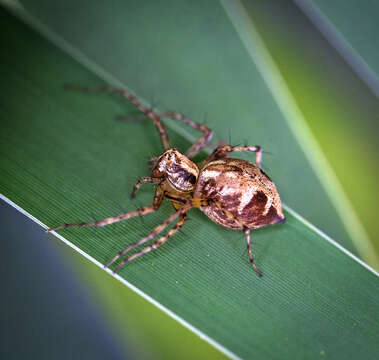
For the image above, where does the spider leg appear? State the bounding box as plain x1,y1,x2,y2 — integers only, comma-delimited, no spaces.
131,176,161,199
113,213,187,273
162,111,213,158
211,201,262,277
64,84,171,151
148,156,159,170
106,203,192,269
206,144,262,168
47,187,164,232
243,227,262,277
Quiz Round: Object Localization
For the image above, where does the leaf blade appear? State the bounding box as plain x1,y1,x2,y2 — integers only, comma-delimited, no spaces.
1,3,378,360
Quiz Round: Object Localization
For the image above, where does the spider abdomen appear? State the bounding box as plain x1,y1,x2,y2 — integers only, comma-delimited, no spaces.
194,158,285,229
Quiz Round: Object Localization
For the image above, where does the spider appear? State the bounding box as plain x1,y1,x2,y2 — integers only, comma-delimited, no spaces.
48,85,285,277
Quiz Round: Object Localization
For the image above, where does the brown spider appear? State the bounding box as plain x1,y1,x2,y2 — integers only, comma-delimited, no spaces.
48,85,285,277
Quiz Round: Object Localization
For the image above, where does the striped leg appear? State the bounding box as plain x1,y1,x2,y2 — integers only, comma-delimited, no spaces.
163,111,213,158
206,144,262,168
113,214,187,273
64,84,171,151
106,202,191,270
210,202,262,277
131,176,161,198
243,227,262,277
47,187,164,232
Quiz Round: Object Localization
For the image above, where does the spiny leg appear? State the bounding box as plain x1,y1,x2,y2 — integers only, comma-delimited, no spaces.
113,213,187,273
212,202,262,277
64,84,171,151
131,176,161,199
163,111,213,158
148,156,159,170
106,202,191,269
243,227,262,277
47,187,164,232
206,144,262,168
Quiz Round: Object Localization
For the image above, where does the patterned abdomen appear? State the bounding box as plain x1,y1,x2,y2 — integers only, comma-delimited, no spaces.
194,158,285,229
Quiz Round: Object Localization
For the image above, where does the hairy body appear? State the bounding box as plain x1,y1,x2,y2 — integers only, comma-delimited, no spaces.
195,158,284,230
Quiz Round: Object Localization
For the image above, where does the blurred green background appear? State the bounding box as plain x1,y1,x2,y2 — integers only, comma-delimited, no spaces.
1,1,378,359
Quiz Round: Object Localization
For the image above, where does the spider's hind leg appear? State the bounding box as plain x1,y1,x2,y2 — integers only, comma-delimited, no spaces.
47,186,164,232
243,227,262,277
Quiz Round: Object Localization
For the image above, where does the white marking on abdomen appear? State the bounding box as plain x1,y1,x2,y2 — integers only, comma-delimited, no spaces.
263,196,273,215
238,187,257,212
201,169,221,179
225,172,238,179
220,186,239,196
206,160,226,166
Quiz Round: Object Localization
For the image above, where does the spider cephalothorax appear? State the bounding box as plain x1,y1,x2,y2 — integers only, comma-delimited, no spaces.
48,85,285,277
152,148,199,193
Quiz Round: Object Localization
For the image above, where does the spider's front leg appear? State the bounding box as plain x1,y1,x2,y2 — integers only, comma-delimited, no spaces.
162,111,213,158
131,176,162,199
47,187,164,232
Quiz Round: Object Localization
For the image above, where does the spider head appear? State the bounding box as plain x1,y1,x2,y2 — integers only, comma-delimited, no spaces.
152,148,199,192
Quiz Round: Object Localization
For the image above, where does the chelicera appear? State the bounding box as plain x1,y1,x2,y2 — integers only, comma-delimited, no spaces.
48,85,285,277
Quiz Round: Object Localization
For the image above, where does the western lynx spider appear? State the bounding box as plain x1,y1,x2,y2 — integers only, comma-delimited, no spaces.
48,85,285,277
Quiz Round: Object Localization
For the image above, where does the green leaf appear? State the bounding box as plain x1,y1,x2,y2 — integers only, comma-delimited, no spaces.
14,0,359,259
1,2,378,360
296,0,379,92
